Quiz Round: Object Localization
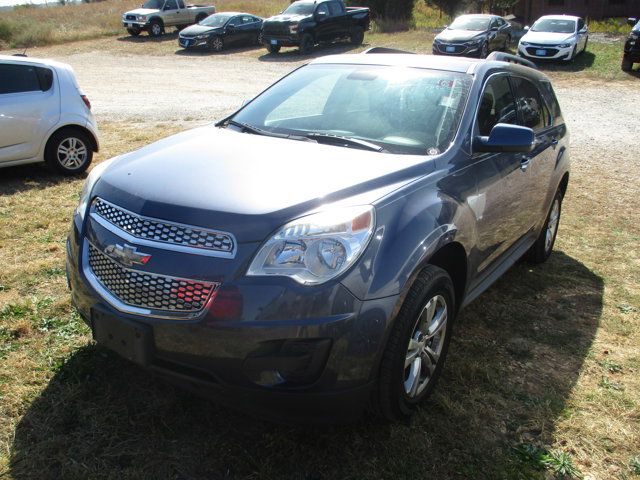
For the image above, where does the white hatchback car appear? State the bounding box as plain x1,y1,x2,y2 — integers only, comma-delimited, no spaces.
0,55,99,175
518,15,588,62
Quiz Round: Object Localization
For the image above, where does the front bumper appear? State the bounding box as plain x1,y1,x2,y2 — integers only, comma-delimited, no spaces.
178,36,209,48
66,218,397,422
517,43,574,60
122,20,148,29
262,34,301,48
432,41,482,57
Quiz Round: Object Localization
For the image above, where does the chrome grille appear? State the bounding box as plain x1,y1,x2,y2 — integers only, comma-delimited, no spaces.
93,198,234,254
88,244,217,314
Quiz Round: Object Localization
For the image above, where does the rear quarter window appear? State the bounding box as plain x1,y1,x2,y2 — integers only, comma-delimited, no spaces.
539,80,563,124
0,63,42,94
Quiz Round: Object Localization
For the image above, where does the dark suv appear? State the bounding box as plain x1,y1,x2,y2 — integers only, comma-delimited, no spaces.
622,17,640,71
67,51,569,423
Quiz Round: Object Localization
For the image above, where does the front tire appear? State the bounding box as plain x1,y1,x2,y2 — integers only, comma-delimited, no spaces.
299,33,314,55
479,41,489,58
209,35,224,52
375,266,455,421
526,189,563,264
148,19,163,37
621,57,633,71
44,128,93,175
127,27,141,36
350,26,364,45
266,43,280,54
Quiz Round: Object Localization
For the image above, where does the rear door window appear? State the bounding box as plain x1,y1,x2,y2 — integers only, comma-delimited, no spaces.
539,80,563,124
0,63,43,94
476,74,517,136
510,76,548,131
328,1,344,15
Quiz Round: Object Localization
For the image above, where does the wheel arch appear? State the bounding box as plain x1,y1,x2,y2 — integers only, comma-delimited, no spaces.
149,16,163,26
45,124,99,153
424,242,468,312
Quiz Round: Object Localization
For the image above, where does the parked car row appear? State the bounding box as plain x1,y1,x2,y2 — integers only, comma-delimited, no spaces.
433,13,589,63
123,0,371,55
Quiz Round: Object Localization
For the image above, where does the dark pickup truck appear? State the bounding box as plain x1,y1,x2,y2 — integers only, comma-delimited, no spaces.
622,17,640,71
262,0,370,54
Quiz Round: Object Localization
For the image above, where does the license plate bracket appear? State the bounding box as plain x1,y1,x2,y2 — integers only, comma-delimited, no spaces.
446,46,455,52
270,39,278,45
92,309,153,366
535,49,546,56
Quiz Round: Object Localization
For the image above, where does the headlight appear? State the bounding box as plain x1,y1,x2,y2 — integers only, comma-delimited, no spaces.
195,34,208,39
75,159,114,221
557,43,572,48
137,15,147,21
247,205,375,285
469,37,484,45
289,25,299,34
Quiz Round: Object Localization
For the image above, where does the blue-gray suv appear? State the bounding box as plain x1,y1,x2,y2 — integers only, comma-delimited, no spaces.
67,50,569,422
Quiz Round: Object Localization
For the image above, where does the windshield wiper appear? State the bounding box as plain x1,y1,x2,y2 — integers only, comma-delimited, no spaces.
223,120,315,143
304,133,387,153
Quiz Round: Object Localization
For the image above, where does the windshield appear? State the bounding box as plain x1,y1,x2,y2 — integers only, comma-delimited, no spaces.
200,14,232,27
283,3,315,15
230,64,472,155
531,18,576,33
449,16,491,31
142,0,163,8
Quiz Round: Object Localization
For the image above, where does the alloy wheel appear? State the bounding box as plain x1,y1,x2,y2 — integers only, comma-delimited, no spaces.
545,198,560,253
212,37,224,51
404,294,448,398
57,137,88,170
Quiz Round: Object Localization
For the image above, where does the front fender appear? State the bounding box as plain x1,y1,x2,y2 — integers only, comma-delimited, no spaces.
340,179,477,302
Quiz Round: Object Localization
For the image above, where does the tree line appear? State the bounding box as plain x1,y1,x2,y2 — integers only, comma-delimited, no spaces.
346,0,521,21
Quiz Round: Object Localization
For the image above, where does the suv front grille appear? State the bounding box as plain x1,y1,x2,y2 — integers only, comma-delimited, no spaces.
88,243,218,314
125,14,136,20
93,198,235,255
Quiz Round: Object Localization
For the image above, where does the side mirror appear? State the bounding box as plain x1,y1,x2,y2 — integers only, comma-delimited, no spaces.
474,123,535,153
524,25,530,31
491,26,499,31
627,17,638,27
579,26,588,33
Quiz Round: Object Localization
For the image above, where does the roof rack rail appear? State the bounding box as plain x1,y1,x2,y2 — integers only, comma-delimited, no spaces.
485,52,537,69
362,47,415,55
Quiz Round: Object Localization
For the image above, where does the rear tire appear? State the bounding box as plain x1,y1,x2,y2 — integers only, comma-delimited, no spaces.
299,33,314,55
374,266,455,421
45,128,93,175
148,19,163,37
350,26,364,45
266,43,281,54
127,27,141,36
526,189,563,264
621,57,633,71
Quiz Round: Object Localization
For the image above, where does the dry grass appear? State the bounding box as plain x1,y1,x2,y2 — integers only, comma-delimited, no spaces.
0,0,285,48
0,98,639,479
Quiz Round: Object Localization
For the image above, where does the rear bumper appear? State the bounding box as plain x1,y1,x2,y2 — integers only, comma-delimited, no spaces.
66,220,397,422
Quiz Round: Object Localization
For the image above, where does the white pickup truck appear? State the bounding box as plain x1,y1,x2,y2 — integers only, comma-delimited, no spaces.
122,0,215,37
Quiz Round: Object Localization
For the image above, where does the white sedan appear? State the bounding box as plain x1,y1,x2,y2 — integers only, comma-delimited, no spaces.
518,15,588,62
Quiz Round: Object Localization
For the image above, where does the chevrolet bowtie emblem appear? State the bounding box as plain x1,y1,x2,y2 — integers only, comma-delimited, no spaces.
104,243,151,267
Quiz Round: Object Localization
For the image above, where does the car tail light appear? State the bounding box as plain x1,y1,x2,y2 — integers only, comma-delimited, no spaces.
81,94,91,110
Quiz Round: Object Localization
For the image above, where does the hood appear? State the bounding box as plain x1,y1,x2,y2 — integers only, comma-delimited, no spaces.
124,8,159,15
435,28,486,43
93,126,431,242
265,13,310,24
520,31,575,45
180,24,221,36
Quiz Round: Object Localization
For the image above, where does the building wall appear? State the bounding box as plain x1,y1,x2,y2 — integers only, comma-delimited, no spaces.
513,0,635,22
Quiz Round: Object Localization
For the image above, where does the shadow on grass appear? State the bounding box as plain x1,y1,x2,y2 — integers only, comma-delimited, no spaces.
9,251,602,479
0,164,82,197
116,32,180,44
532,50,596,73
258,41,365,62
174,43,263,57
